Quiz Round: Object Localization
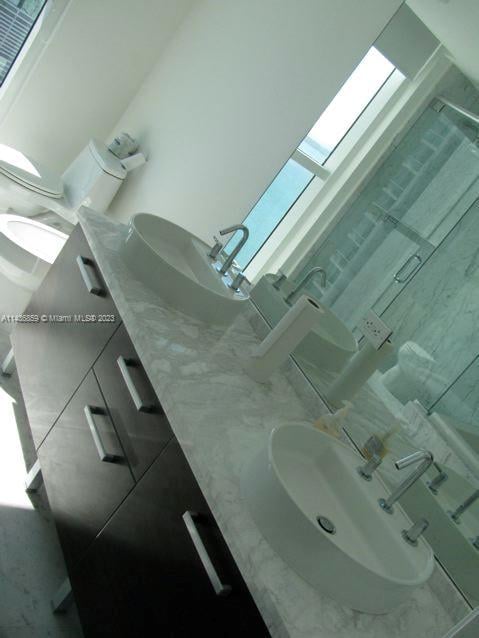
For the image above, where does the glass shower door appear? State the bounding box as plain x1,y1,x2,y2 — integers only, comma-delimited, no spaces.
319,211,435,333
296,101,479,335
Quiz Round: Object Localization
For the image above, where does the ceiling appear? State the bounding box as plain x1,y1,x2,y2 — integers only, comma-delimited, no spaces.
407,0,479,86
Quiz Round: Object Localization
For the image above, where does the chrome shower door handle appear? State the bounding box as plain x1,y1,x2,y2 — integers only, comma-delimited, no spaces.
84,405,116,462
182,511,232,597
76,255,104,295
117,356,155,413
394,254,422,283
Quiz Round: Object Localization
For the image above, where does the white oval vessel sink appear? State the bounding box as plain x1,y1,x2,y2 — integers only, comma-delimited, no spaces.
121,214,249,326
251,274,357,371
241,425,434,613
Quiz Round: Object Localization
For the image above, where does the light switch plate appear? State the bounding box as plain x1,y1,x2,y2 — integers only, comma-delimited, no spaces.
358,310,393,350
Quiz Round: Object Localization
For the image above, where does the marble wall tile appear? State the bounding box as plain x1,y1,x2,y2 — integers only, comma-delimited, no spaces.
382,197,479,409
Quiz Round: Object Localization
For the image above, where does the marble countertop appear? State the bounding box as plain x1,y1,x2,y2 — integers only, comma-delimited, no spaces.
78,208,467,638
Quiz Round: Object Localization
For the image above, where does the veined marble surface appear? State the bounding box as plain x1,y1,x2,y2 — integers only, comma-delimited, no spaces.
78,207,469,638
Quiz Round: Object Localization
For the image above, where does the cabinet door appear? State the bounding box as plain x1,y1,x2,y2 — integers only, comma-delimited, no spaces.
12,224,120,447
93,323,172,480
38,370,134,570
70,440,269,637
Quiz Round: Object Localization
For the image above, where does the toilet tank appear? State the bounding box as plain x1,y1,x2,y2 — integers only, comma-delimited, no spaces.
61,139,127,214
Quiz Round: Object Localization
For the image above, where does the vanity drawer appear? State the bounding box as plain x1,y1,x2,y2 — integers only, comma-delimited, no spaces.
38,369,135,569
70,440,269,637
93,323,173,481
13,224,120,448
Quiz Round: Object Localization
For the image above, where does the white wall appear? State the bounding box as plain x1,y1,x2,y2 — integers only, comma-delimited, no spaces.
0,0,195,172
107,0,402,242
407,0,479,86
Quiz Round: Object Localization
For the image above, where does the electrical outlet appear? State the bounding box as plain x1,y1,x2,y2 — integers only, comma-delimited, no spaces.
358,310,393,350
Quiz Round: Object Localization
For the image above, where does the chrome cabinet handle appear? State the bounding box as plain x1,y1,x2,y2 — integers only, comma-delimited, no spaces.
117,356,155,413
84,405,116,462
182,511,232,597
394,254,422,283
76,255,104,295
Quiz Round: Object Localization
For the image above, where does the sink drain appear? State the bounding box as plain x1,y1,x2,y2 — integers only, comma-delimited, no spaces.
316,515,336,534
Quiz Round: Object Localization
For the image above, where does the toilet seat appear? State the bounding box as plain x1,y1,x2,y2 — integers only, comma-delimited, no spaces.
0,214,67,265
0,144,63,198
0,214,67,295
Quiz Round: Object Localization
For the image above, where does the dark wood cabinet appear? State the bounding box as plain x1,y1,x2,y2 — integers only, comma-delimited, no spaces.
70,439,268,637
12,224,119,448
93,323,173,481
37,370,135,570
14,225,270,637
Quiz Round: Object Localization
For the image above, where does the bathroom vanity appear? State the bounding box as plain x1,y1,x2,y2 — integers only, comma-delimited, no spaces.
11,209,468,638
12,223,267,637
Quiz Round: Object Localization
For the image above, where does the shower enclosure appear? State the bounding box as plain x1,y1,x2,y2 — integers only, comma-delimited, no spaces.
296,97,479,411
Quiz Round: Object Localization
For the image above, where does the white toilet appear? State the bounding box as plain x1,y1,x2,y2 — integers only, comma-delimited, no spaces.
0,138,143,319
381,341,446,404
0,139,136,224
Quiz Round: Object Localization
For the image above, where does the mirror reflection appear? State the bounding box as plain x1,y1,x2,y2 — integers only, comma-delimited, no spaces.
240,46,479,606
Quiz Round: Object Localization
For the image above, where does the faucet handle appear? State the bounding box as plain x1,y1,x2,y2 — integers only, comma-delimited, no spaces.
208,236,223,259
229,272,247,292
427,462,448,495
272,271,287,290
357,453,382,481
402,518,429,546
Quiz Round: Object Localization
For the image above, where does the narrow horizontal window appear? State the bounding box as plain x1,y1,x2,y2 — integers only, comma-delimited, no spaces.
226,159,314,270
0,0,47,86
299,47,395,165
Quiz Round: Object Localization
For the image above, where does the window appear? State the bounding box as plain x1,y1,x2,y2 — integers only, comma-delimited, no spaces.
226,47,399,270
0,0,47,86
227,159,314,267
298,48,395,166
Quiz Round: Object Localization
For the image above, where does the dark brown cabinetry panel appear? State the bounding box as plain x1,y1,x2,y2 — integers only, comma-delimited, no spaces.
13,226,269,636
71,440,269,637
12,224,119,448
93,323,173,481
38,370,135,570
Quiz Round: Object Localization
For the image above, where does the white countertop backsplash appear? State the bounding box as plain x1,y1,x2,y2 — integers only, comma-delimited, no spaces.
78,207,469,638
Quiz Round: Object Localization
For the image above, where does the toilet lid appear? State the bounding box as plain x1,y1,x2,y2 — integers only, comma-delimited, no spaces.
0,144,64,198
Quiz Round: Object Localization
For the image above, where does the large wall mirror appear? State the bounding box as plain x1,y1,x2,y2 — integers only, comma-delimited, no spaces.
235,7,479,608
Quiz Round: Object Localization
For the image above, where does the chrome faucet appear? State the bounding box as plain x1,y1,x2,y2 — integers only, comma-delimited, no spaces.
285,267,327,305
379,450,434,514
450,489,479,523
216,224,249,275
427,462,448,495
